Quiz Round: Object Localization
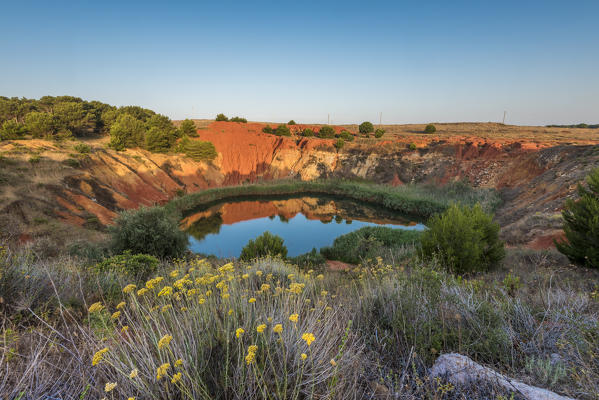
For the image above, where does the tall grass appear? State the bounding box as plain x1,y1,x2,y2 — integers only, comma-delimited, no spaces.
167,179,501,220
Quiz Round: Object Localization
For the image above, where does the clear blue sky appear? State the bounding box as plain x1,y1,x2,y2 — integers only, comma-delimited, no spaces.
1,0,598,125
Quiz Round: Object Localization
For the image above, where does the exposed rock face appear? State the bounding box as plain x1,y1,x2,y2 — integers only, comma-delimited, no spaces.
1,122,598,248
431,353,572,400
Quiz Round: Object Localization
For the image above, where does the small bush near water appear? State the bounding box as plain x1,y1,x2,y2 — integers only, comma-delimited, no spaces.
240,231,288,261
320,226,423,265
420,203,505,274
109,206,188,259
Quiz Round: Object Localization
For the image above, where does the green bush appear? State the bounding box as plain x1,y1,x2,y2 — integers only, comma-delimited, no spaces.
262,125,273,134
359,121,374,134
321,226,423,265
215,113,228,122
109,114,145,150
94,251,159,279
408,143,417,150
335,138,345,149
230,116,247,123
274,124,291,136
289,248,326,272
109,206,188,259
318,125,335,138
145,126,174,153
180,136,218,162
374,129,385,138
63,158,80,168
239,231,288,261
0,120,27,140
420,203,504,274
288,120,296,125
74,143,91,153
555,167,599,269
179,119,198,137
302,128,314,137
28,155,41,164
424,124,436,133
338,130,354,141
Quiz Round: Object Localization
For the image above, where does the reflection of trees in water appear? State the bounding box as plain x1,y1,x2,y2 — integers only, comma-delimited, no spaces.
184,196,418,240
187,212,224,241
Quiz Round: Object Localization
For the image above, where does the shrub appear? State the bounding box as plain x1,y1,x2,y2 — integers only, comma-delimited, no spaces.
215,113,228,121
335,138,345,149
424,124,436,133
0,120,27,140
179,119,198,137
318,125,335,138
145,126,174,153
359,121,374,134
420,203,504,274
180,137,218,162
109,114,145,150
274,124,291,136
239,231,288,261
302,128,314,137
63,158,80,168
288,120,296,125
555,167,599,268
28,155,41,164
289,248,326,272
338,130,354,141
230,116,247,123
94,251,159,279
109,206,188,259
374,129,385,138
74,143,91,153
262,125,273,134
321,226,422,265
408,143,417,150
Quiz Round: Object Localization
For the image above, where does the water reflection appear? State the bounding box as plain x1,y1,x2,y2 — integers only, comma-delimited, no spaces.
182,196,424,257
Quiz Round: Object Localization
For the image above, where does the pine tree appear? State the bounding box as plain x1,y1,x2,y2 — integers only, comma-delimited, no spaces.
555,167,599,269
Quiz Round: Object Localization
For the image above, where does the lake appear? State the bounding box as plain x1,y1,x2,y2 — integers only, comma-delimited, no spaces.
182,195,426,258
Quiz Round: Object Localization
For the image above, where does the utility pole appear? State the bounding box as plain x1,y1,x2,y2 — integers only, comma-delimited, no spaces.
379,112,382,127
502,111,507,125
327,113,330,125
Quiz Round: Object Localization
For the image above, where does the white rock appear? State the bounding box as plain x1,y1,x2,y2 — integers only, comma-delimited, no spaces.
430,353,572,400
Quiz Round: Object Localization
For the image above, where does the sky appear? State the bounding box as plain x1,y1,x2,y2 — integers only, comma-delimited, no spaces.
1,0,598,125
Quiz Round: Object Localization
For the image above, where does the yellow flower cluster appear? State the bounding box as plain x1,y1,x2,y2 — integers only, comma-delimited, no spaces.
158,286,173,297
256,324,266,333
156,362,170,380
158,334,173,349
245,344,258,365
236,328,245,338
273,324,283,334
301,332,315,346
88,302,104,313
289,313,299,323
122,284,136,294
92,347,109,366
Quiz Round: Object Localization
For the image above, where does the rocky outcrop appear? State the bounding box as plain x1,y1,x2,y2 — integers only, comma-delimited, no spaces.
1,122,598,248
431,353,572,400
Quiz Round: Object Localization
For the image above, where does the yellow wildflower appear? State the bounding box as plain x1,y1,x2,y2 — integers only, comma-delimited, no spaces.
92,347,109,366
116,301,126,310
129,368,138,379
104,382,117,392
288,282,305,294
122,284,136,294
169,269,180,278
171,372,182,384
111,311,121,320
158,334,173,349
260,283,270,292
158,286,173,297
248,297,256,303
174,359,183,368
245,344,258,365
199,298,206,304
137,288,149,296
302,332,315,346
180,306,188,312
317,274,324,280
236,328,245,338
88,302,104,313
287,273,295,280
256,270,263,276
161,304,172,312
228,308,233,315
222,293,230,300
242,273,249,279
289,313,299,323
256,324,267,333
267,316,273,322
273,324,283,334
121,325,129,333
301,353,307,360
248,344,258,353
128,397,135,400
320,290,328,297
206,290,212,296
156,362,170,380
330,359,337,366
